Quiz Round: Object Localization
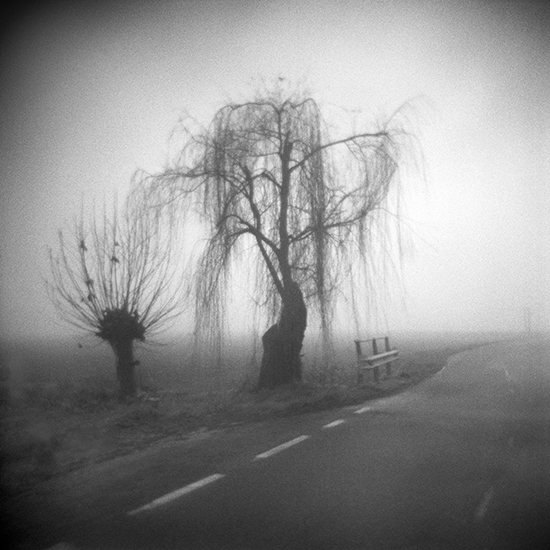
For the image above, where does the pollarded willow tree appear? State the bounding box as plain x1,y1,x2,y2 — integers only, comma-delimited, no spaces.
47,199,184,401
142,84,417,389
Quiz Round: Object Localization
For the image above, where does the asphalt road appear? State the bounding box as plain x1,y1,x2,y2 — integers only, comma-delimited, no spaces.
10,337,550,549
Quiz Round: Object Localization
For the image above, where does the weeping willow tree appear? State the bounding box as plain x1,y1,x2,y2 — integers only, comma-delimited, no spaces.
47,198,184,401
141,84,417,389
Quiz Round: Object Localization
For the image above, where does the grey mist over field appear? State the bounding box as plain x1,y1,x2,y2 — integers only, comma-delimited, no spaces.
1,0,549,355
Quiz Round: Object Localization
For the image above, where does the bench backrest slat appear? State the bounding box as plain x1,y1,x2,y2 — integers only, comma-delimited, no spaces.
354,336,399,368
355,335,399,384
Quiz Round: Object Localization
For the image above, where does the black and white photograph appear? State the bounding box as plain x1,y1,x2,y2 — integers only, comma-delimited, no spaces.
1,1,549,548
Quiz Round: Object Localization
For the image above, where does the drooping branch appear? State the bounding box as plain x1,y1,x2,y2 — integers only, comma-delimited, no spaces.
289,130,391,173
140,84,418,368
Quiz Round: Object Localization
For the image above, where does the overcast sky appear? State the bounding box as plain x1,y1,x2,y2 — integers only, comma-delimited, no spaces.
1,0,549,343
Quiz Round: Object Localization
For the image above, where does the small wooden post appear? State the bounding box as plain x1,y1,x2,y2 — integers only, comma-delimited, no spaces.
372,339,380,382
355,340,363,385
385,337,391,377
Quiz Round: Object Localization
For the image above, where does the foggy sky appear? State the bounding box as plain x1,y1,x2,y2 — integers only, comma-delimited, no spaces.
1,0,549,343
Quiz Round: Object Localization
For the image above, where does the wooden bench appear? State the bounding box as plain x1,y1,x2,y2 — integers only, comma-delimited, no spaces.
355,336,399,384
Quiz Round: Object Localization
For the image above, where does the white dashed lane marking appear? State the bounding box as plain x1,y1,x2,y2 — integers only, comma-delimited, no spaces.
127,474,225,516
128,404,375,516
254,435,310,460
475,486,495,521
323,419,346,429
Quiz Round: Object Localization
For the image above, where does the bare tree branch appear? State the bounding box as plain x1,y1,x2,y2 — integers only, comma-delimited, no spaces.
139,82,420,386
47,198,186,341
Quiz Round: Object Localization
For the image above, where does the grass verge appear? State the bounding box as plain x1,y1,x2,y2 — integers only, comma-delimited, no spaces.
0,345,473,492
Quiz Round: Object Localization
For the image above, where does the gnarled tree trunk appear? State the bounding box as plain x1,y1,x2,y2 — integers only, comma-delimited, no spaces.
258,281,307,389
110,339,137,401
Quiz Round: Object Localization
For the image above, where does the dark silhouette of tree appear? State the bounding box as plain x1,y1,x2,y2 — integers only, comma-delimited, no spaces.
47,199,183,401
142,83,416,389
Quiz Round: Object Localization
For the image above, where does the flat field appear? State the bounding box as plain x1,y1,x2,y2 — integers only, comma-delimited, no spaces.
0,330,519,491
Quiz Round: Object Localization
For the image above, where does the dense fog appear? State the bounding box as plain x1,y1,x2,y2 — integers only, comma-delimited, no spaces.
1,0,549,345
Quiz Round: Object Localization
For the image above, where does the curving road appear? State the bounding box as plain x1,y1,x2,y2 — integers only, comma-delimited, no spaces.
11,337,550,549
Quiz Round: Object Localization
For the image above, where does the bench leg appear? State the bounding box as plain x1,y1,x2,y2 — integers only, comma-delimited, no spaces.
373,366,379,383
386,364,391,377
357,370,364,386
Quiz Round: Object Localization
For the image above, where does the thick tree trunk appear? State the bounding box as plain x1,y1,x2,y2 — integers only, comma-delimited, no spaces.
258,281,307,389
110,339,137,402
